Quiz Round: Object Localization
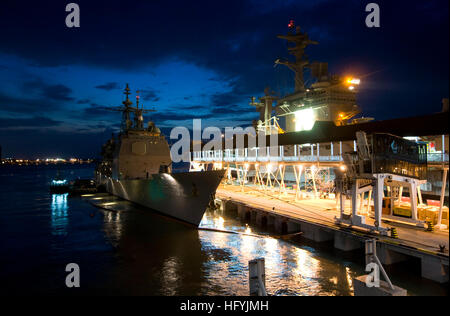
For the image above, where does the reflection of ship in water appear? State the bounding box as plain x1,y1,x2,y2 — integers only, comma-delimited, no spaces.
96,85,224,226
99,199,206,295
97,196,359,295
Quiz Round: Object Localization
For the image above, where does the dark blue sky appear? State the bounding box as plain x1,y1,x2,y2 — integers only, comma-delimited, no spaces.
0,0,448,158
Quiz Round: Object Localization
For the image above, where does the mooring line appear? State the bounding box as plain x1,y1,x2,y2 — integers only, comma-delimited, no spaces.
198,226,266,238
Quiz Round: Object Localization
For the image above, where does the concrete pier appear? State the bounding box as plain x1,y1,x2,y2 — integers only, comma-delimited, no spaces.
376,242,410,265
216,185,449,284
353,276,407,296
334,232,363,251
421,256,449,284
300,221,334,242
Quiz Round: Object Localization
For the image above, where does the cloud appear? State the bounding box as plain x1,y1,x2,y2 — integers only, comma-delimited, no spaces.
95,82,121,91
42,84,74,101
22,80,74,101
0,116,62,129
0,0,448,158
0,92,61,113
0,126,116,158
150,111,213,124
183,105,207,110
77,99,91,104
140,88,160,102
82,103,115,117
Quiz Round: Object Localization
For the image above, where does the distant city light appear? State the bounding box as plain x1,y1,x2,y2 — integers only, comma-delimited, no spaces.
1,157,93,166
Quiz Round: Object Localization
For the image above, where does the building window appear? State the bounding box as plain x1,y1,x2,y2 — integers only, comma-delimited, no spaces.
420,182,432,192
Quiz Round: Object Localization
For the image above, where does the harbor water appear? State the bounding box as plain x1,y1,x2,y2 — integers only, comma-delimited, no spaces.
0,165,447,295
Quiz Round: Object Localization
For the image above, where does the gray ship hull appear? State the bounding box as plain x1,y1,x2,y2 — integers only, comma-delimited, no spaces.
98,170,224,226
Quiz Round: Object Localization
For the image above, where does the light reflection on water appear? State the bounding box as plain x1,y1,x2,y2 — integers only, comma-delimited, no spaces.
51,193,68,236
160,257,181,296
196,210,357,296
1,165,446,295
105,211,123,243
98,200,358,295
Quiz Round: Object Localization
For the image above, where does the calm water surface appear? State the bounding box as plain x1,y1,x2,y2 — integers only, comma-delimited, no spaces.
0,165,446,295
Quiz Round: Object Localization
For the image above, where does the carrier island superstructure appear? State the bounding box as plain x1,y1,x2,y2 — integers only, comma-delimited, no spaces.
236,21,448,205
251,22,370,135
189,22,448,284
96,85,224,226
190,22,449,240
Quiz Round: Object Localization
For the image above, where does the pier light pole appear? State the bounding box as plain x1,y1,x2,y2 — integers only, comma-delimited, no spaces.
436,167,448,230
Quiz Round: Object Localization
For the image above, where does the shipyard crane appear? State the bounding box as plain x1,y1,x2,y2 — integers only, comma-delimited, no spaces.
336,131,428,236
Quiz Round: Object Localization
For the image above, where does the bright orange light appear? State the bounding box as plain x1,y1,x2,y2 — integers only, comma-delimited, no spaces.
346,77,361,85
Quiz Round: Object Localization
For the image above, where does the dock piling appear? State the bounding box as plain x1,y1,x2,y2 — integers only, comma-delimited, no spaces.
249,258,267,296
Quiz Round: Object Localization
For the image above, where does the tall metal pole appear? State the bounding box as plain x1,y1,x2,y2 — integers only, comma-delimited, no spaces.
437,168,448,229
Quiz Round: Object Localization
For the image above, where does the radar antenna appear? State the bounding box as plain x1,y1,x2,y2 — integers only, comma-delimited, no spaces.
276,20,318,92
103,84,156,133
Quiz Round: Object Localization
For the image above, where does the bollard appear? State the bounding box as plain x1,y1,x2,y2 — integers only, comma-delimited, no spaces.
390,228,399,239
249,258,267,296
426,220,434,232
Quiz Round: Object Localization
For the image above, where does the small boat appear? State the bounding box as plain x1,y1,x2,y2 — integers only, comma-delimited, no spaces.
69,179,97,195
50,171,70,194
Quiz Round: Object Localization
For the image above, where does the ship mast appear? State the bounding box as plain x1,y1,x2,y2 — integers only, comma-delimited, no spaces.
134,90,145,130
121,83,133,132
275,20,318,93
104,84,156,133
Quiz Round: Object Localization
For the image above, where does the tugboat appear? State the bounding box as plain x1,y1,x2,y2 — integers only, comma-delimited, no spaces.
50,170,70,194
96,85,224,226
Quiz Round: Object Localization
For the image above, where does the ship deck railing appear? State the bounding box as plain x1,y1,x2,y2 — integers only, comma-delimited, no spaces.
191,149,449,166
427,153,449,164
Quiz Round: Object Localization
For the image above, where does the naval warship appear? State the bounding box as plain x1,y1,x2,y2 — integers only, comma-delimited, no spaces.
96,85,224,226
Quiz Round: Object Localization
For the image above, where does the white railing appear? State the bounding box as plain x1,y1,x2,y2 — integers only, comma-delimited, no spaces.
427,153,449,163
192,148,343,163
194,148,448,165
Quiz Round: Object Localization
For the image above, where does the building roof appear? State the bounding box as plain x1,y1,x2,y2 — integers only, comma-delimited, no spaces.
204,111,449,150
277,111,449,146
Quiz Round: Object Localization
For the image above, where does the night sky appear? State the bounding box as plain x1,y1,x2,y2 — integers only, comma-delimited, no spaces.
0,0,448,158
